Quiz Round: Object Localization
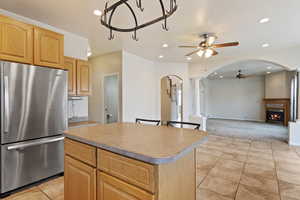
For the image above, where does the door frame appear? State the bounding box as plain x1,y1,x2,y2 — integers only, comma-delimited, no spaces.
102,73,120,124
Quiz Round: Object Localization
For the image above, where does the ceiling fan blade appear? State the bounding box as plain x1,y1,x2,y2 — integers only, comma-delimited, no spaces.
185,49,199,57
178,45,199,48
213,42,239,48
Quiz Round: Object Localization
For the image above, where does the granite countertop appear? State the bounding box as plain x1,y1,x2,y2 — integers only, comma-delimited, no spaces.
64,122,208,164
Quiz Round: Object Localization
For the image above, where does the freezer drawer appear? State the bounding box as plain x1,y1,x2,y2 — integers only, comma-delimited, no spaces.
1,136,64,193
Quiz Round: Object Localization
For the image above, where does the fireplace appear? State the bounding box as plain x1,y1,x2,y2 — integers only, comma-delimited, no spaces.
266,109,285,123
264,98,290,126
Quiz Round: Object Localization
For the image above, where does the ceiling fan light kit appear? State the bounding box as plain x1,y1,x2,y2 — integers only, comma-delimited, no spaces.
179,33,239,58
100,0,178,41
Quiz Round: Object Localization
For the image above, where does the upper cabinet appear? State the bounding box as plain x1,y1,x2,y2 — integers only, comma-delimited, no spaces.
64,57,91,96
0,14,65,69
76,59,91,96
64,57,77,95
0,15,33,64
34,27,64,69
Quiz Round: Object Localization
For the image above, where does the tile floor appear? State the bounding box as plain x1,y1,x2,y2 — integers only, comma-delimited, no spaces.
3,135,300,200
197,135,300,200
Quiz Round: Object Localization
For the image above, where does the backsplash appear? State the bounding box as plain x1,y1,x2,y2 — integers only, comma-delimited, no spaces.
68,96,89,121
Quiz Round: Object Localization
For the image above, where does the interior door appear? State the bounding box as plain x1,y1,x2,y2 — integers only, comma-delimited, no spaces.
103,74,118,124
1,62,68,144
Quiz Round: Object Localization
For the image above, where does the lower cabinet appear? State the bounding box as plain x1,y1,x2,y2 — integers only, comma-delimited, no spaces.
64,156,96,200
98,172,154,200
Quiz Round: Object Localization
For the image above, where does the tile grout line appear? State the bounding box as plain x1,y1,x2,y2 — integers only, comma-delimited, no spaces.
272,142,283,200
234,138,252,200
196,145,223,188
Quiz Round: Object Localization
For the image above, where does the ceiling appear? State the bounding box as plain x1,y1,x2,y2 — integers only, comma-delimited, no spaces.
1,0,300,63
207,60,284,80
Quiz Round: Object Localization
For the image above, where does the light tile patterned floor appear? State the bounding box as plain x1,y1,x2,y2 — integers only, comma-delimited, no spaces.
3,135,300,200
197,135,300,200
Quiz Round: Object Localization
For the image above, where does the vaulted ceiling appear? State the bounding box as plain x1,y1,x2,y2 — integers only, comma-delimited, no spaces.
1,0,300,63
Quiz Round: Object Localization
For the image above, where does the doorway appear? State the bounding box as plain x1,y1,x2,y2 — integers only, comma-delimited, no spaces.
103,74,119,124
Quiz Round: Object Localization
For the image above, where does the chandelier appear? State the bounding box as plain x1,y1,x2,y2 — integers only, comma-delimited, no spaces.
100,0,178,41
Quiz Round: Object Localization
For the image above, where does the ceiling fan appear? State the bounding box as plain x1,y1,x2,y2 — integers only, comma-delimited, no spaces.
179,33,239,58
236,70,247,79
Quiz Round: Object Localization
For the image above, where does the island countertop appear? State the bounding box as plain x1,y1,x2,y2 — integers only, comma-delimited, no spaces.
64,122,208,164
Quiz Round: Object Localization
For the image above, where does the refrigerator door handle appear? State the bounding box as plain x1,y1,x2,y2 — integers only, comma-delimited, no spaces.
4,75,10,133
7,136,65,150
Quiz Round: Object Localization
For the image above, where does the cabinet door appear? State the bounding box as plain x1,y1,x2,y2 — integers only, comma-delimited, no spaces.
98,172,154,200
65,156,96,200
0,15,33,64
34,27,64,68
64,57,77,95
76,59,91,96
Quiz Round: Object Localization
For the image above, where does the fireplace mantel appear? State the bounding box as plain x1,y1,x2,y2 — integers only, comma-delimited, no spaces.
263,98,290,126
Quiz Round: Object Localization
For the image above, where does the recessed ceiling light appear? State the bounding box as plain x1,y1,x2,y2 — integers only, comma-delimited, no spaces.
267,71,271,74
162,43,168,48
267,66,272,70
159,55,164,59
259,18,270,24
262,43,270,48
186,57,192,61
93,9,102,16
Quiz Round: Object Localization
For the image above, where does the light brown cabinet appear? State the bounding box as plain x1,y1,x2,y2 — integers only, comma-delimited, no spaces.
64,137,196,200
0,14,65,69
64,155,96,200
98,172,154,200
64,57,91,96
0,15,33,64
34,27,64,69
76,59,91,96
64,57,77,95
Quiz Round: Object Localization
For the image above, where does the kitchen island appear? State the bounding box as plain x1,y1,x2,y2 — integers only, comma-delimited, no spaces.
64,122,208,200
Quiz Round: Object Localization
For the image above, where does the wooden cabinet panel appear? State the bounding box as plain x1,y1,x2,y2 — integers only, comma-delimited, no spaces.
65,156,96,200
98,172,154,200
76,59,91,96
98,150,155,193
64,56,77,95
65,138,96,167
0,15,33,64
34,27,64,68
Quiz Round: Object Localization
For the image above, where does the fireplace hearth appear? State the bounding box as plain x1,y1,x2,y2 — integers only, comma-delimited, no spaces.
264,98,290,126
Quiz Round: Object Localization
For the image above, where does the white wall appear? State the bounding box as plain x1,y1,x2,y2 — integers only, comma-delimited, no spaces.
89,51,122,123
203,76,265,121
122,51,158,122
122,51,191,122
0,9,89,60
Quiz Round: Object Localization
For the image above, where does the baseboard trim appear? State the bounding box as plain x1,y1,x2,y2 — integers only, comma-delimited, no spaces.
208,116,265,123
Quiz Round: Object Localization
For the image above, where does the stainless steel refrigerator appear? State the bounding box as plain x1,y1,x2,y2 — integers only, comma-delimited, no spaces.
0,61,67,195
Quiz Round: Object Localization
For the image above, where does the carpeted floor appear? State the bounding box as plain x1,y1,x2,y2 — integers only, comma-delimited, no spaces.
207,119,288,141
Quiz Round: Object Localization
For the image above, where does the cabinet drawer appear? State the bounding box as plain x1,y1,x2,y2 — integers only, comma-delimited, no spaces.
98,172,154,200
65,138,96,167
97,150,155,193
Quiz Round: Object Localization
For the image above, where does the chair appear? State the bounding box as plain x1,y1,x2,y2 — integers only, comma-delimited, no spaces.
136,118,161,126
167,121,201,130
